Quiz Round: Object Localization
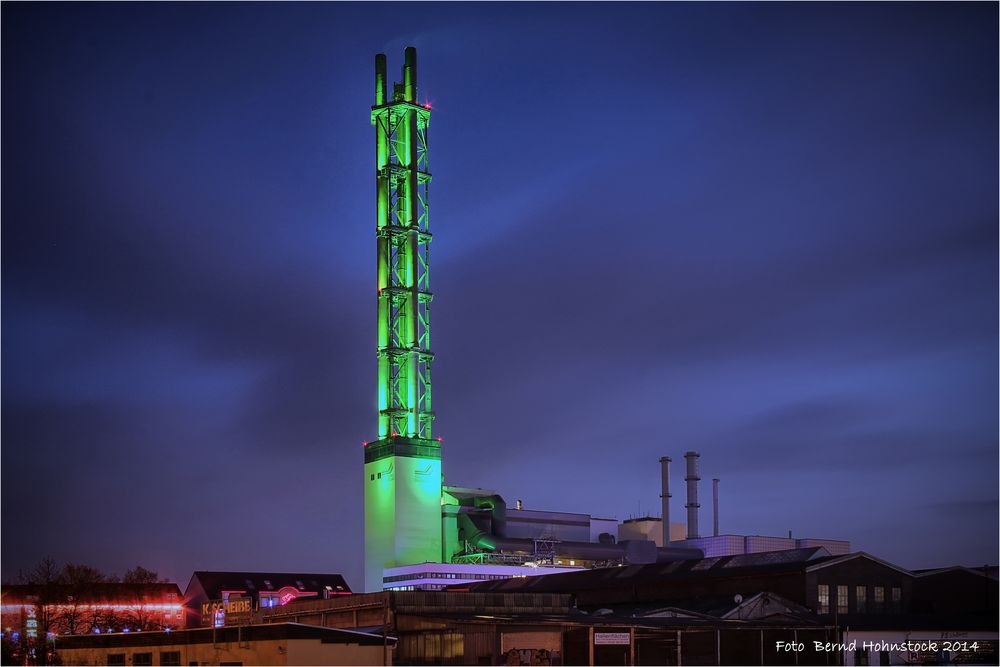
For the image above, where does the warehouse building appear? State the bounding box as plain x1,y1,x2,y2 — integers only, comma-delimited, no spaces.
254,589,839,666
52,623,394,666
183,572,351,627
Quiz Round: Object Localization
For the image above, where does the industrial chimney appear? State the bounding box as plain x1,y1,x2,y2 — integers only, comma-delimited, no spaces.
659,457,671,546
712,478,720,537
684,451,700,539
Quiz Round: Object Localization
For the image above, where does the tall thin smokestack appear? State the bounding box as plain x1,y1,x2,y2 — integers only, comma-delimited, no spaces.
659,457,672,546
712,478,720,537
684,451,700,539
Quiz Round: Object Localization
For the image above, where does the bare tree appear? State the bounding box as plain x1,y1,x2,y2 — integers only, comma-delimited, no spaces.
3,559,171,665
120,566,169,631
55,564,109,635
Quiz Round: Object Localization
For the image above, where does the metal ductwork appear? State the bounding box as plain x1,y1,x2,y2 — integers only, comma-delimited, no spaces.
659,456,672,546
456,512,703,565
684,451,700,539
473,494,507,537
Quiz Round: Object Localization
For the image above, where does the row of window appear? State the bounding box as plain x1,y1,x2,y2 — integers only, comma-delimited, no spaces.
107,654,241,666
383,572,515,583
817,584,901,614
107,652,177,666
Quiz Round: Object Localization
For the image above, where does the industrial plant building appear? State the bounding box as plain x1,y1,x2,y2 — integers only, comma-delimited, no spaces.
3,44,995,667
362,49,850,596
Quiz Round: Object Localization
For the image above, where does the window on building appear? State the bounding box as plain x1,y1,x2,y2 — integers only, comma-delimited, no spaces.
133,653,153,666
161,651,181,666
107,654,125,666
817,584,830,614
837,585,848,614
856,585,867,613
874,586,885,612
891,586,901,612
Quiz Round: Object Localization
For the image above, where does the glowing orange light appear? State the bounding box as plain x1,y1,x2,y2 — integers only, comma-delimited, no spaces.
1,603,182,612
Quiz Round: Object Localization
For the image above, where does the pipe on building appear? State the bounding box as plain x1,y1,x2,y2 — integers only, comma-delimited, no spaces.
473,495,507,537
684,451,700,539
457,512,499,551
374,53,387,106
659,456,671,546
712,478,720,537
403,46,417,103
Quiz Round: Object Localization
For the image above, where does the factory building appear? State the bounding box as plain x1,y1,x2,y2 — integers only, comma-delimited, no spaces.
362,48,703,593
651,451,851,557
619,517,687,546
360,50,853,595
359,49,831,595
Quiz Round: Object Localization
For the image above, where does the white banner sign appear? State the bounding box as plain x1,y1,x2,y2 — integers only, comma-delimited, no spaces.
594,632,630,645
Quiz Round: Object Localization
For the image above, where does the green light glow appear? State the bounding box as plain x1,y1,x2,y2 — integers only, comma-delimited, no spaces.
365,48,442,592
372,50,433,440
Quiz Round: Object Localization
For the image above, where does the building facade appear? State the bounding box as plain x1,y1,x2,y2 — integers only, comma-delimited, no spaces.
53,623,394,666
183,572,351,627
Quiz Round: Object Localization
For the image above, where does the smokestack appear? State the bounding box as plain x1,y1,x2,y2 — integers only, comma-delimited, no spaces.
374,53,387,106
684,451,700,539
659,457,672,546
403,46,417,102
712,478,720,537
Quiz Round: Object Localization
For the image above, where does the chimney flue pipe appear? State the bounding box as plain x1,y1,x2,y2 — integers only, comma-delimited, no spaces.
659,457,672,546
712,478,720,537
684,451,701,539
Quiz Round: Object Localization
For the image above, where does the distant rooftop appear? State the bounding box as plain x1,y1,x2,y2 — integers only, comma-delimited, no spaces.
185,572,350,597
459,547,834,594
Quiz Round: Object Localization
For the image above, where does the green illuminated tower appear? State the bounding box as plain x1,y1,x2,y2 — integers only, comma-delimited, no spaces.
364,47,442,593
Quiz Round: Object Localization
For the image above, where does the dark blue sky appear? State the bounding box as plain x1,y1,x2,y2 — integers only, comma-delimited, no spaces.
3,3,997,589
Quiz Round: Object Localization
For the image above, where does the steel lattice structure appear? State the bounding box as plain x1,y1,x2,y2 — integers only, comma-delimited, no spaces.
364,47,443,593
372,48,433,440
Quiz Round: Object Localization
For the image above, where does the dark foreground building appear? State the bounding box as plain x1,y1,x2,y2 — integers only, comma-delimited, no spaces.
53,622,393,666
457,549,999,666
183,572,351,627
255,590,837,665
246,548,996,665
